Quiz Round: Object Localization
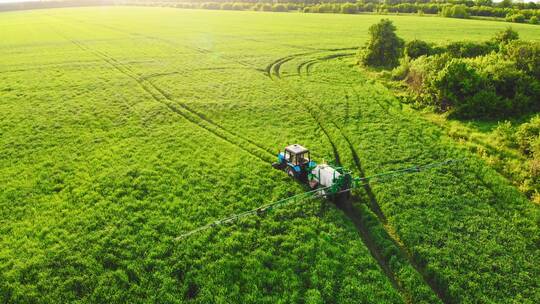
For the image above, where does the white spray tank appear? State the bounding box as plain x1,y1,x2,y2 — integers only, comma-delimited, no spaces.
311,164,341,187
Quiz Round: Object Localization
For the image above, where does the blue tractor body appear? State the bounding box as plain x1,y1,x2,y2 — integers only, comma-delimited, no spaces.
273,144,316,181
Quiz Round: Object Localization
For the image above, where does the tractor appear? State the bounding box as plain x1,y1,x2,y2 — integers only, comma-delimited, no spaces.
177,144,459,239
272,144,315,181
273,144,351,196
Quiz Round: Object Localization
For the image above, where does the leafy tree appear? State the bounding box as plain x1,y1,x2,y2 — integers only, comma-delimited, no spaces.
529,16,538,24
359,19,404,68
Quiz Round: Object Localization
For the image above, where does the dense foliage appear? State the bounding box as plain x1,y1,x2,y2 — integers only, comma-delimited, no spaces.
491,115,540,200
392,28,540,119
359,19,404,68
404,39,434,59
1,7,540,303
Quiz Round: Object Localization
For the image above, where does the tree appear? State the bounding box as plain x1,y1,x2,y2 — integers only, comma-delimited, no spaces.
359,19,404,68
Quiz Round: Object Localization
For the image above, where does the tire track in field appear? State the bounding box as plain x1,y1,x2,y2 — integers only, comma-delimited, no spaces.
52,15,267,74
296,94,408,302
67,39,275,163
333,123,451,304
333,198,406,300
265,52,318,79
323,93,451,304
265,64,413,299
281,51,450,303
47,16,281,160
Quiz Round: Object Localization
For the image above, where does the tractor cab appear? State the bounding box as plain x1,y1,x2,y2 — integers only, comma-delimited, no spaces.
283,144,310,166
273,144,316,181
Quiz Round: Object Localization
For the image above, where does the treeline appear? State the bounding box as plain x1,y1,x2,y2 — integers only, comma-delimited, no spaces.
128,0,540,24
2,0,539,24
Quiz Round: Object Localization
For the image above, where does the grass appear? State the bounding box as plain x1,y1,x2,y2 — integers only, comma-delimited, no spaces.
1,6,540,303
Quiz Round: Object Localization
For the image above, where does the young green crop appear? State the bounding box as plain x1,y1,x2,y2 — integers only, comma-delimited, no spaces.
1,7,539,303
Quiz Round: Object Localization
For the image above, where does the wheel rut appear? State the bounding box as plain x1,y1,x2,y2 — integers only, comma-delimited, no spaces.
282,52,451,303
324,96,452,304
68,39,275,164
334,198,405,299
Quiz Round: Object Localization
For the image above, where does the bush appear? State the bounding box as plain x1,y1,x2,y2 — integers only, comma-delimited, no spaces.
404,54,453,107
470,54,540,116
492,27,520,44
433,59,485,113
405,39,433,59
516,115,540,154
318,4,338,13
445,41,497,58
286,3,299,11
359,19,404,69
530,16,539,24
506,13,526,23
441,5,470,19
341,3,357,14
502,40,540,79
494,121,516,147
303,6,314,13
391,57,411,80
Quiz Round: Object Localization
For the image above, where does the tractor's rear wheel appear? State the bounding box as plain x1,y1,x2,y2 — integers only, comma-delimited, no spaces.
286,167,295,178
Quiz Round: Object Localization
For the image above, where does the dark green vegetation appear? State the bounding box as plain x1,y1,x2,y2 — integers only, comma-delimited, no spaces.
1,7,540,303
384,27,540,120
361,21,539,203
359,18,404,69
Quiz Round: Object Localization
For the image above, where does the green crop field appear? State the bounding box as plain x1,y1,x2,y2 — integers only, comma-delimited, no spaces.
1,6,540,303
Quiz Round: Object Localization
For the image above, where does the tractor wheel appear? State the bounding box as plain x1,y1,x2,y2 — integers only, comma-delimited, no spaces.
272,162,285,170
286,167,295,178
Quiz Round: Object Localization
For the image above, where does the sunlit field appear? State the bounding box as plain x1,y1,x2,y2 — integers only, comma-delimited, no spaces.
1,7,539,303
